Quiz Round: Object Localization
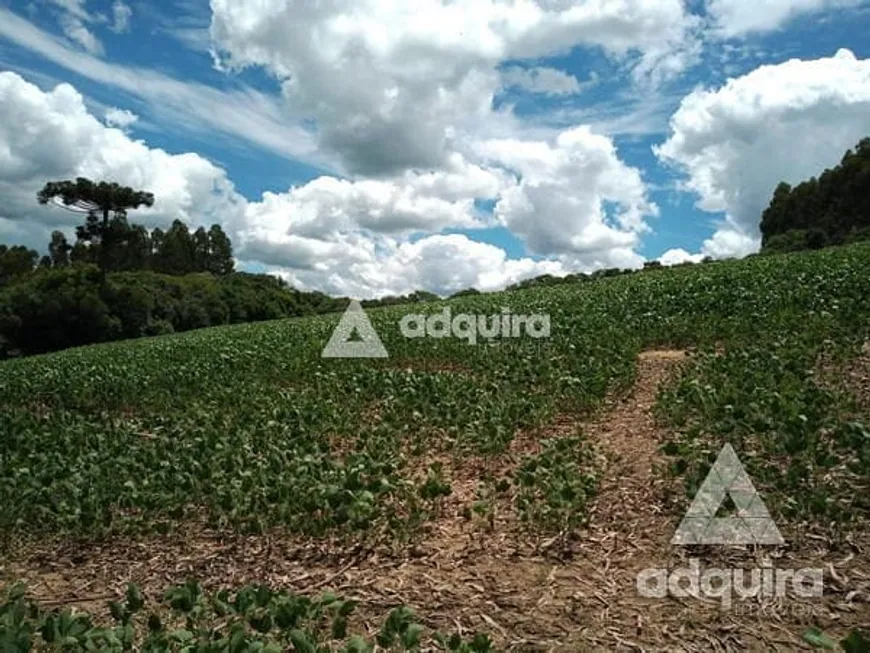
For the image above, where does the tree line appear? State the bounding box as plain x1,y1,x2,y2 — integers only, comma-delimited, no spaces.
0,177,341,358
0,221,234,284
0,177,448,358
1,177,235,286
761,137,870,253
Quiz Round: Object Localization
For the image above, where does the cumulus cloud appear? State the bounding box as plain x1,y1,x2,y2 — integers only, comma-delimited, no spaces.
209,0,700,175
0,71,565,298
501,66,590,96
234,151,515,280
239,165,498,254
658,248,704,265
656,48,870,257
0,71,244,248
474,125,656,267
264,233,567,298
104,107,138,129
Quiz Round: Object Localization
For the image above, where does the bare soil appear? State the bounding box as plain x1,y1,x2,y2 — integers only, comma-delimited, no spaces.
2,350,868,651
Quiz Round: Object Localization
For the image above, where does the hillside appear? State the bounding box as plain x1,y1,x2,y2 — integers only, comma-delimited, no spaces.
1,243,869,650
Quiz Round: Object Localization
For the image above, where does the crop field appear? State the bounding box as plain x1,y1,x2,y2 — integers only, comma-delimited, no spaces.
2,244,870,651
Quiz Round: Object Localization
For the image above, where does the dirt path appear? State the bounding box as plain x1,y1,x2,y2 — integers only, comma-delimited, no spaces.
563,350,689,650
568,350,870,652
3,350,867,651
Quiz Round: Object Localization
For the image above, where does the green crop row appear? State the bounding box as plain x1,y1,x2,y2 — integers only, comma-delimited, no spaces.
1,243,869,543
0,582,496,652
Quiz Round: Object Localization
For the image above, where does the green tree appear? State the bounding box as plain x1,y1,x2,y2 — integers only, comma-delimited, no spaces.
154,220,195,274
150,227,165,267
48,230,72,268
207,224,234,276
125,224,152,271
193,226,210,272
760,137,870,252
37,177,154,274
0,245,38,286
70,239,94,265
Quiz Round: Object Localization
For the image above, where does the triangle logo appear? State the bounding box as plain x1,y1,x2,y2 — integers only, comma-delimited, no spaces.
671,443,784,546
321,300,389,359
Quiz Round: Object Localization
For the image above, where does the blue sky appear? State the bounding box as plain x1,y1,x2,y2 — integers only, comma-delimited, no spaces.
1,0,869,296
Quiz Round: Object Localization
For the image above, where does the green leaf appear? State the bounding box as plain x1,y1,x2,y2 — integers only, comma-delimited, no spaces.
169,629,194,643
802,627,838,649
842,630,870,653
401,623,423,649
343,635,373,653
332,615,348,639
108,601,125,623
289,629,317,653
125,584,144,612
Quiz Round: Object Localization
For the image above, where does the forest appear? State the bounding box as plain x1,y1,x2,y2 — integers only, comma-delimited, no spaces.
0,178,349,358
761,137,870,252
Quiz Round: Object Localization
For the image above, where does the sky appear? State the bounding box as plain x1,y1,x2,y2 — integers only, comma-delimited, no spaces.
0,0,869,298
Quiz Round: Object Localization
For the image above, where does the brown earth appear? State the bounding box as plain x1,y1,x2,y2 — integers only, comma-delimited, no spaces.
2,350,869,651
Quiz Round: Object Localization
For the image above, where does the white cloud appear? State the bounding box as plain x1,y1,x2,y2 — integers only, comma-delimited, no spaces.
706,0,862,38
209,0,700,174
658,247,703,265
58,13,103,55
104,107,138,129
241,171,488,249
235,152,512,273
44,0,105,55
501,66,590,96
236,131,656,293
23,1,859,293
0,71,564,298
110,0,132,33
474,125,657,266
264,233,566,298
0,71,244,247
699,223,759,259
47,0,89,21
656,48,870,258
0,8,328,170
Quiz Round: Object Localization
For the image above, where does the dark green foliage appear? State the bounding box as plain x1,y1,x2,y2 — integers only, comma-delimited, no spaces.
151,219,194,275
0,176,307,356
38,177,155,274
449,287,482,298
37,178,155,215
0,582,494,652
761,137,870,252
207,223,235,276
506,265,652,292
36,177,235,277
361,290,440,308
0,265,118,355
513,435,598,539
0,266,347,357
48,230,71,268
0,245,38,286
